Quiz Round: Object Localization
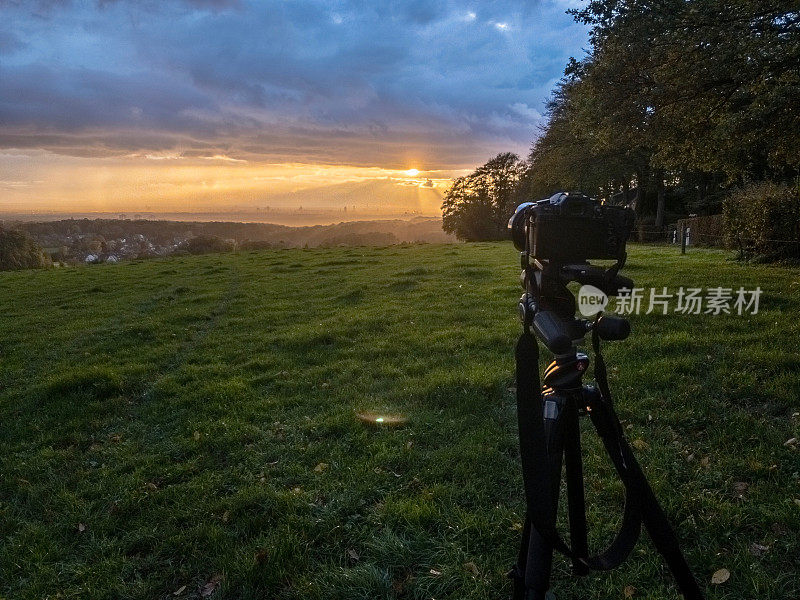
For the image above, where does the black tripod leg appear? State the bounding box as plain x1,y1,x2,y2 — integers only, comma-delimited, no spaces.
562,400,589,576
520,400,566,598
523,522,554,599
513,519,560,600
512,516,531,599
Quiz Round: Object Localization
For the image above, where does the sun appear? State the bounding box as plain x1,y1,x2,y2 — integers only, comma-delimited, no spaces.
404,168,419,177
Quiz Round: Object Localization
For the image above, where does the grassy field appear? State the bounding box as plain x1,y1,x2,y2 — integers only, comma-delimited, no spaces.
1,243,798,600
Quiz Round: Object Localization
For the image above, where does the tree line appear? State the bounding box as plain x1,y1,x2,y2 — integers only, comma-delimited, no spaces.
443,0,799,252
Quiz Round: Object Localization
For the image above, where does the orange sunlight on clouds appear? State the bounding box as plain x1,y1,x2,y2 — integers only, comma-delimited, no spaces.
0,151,461,214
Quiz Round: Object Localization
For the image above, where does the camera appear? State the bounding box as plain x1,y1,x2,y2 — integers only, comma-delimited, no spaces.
509,192,634,262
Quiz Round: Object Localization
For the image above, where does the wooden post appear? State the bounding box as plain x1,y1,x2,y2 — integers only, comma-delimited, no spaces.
680,223,687,254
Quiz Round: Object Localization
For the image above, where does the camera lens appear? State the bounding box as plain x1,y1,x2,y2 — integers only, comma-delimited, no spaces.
509,202,534,251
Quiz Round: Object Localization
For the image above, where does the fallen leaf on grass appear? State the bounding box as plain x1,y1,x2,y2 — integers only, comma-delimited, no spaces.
392,569,413,593
711,568,730,584
193,431,201,441
429,568,441,576
314,462,328,473
172,585,186,596
632,439,649,451
77,523,86,533
733,481,749,498
772,522,788,535
463,562,479,576
783,437,797,448
624,584,636,598
347,548,360,561
749,543,769,556
200,574,222,597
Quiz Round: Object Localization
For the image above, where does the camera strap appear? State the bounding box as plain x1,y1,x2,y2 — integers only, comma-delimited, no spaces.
515,330,705,598
591,327,705,598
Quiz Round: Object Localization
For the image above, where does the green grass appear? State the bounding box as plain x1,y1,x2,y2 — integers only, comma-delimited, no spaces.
0,243,798,599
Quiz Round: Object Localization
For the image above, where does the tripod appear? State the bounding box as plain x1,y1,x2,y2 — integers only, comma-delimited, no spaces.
510,259,705,600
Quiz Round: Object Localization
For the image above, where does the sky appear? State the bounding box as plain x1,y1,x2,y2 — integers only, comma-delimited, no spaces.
0,0,588,215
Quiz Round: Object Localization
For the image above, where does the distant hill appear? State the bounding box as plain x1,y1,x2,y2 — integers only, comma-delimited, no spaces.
12,216,455,263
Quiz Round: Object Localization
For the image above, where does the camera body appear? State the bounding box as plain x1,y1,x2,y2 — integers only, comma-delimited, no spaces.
509,192,634,262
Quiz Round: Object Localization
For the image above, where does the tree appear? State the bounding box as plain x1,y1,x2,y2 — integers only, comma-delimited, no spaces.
523,0,799,230
571,0,800,180
0,227,50,271
442,152,525,241
522,79,642,204
181,235,235,255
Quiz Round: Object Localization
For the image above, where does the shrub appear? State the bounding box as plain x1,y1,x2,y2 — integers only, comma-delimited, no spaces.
0,227,50,271
723,182,800,261
181,235,235,255
239,240,277,250
319,231,398,247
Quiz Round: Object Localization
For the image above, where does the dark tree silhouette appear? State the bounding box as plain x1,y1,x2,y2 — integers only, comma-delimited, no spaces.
441,152,525,241
182,235,235,255
0,227,50,271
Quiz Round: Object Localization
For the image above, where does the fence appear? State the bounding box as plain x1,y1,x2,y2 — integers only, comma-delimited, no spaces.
674,214,728,249
633,216,725,247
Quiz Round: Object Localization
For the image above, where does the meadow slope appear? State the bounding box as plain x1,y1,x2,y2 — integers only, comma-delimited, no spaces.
1,244,798,599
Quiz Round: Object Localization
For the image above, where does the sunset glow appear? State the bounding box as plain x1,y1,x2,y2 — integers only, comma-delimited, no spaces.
0,1,588,216
1,153,458,214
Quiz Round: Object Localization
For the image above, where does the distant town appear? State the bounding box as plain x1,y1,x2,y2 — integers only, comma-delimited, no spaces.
2,207,438,227
4,216,453,265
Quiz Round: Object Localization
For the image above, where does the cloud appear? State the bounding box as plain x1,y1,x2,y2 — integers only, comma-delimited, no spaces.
0,0,588,169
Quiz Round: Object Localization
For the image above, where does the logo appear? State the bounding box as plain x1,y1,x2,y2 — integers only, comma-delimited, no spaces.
578,284,608,316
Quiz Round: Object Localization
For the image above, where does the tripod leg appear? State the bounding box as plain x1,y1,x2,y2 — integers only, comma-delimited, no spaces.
523,525,554,599
512,517,531,599
513,518,558,600
562,399,589,576
520,397,566,598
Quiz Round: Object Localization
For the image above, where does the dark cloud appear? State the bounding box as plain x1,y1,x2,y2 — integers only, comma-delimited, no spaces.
0,29,26,53
0,0,587,168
